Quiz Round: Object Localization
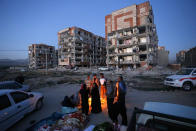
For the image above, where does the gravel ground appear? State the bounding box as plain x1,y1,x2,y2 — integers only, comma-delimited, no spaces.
8,84,196,131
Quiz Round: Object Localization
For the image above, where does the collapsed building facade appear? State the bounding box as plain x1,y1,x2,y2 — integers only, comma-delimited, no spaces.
105,1,158,69
184,46,196,67
28,44,57,69
157,46,169,67
58,27,106,67
176,50,186,65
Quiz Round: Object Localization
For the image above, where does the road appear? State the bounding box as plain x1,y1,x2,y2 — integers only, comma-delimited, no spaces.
8,84,196,131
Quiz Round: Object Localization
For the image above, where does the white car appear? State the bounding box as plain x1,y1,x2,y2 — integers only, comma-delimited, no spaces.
128,102,196,131
0,81,30,92
0,89,44,131
164,68,196,90
98,67,110,71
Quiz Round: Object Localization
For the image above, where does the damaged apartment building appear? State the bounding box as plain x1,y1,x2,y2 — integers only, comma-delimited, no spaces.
28,44,57,69
58,27,106,67
105,1,158,69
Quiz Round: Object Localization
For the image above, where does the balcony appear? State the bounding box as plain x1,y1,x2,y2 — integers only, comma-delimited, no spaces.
75,50,83,54
117,52,134,56
120,60,139,64
108,53,116,57
139,51,148,54
107,44,116,49
107,61,117,65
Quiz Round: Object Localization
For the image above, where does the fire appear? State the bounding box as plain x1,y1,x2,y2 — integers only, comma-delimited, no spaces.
88,97,92,111
88,97,107,111
100,98,106,104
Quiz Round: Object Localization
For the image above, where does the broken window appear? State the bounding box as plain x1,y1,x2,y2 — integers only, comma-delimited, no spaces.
119,40,123,45
149,17,152,23
139,54,147,61
139,26,146,34
139,45,147,51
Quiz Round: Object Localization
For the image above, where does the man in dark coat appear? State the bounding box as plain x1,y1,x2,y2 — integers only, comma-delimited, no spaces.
113,76,127,126
106,80,117,123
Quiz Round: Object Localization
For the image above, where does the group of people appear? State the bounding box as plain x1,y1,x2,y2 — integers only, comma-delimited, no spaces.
79,73,128,126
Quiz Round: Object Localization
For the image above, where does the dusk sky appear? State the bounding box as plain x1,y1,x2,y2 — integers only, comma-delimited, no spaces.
0,0,195,62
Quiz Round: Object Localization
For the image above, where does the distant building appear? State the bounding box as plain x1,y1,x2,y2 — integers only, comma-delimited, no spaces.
9,66,27,71
105,1,158,69
28,44,57,69
54,49,58,66
176,50,186,65
157,46,169,67
184,46,196,67
58,27,106,67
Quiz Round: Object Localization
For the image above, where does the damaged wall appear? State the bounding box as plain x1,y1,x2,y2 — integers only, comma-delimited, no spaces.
58,27,106,67
28,44,57,69
157,46,169,67
106,1,158,69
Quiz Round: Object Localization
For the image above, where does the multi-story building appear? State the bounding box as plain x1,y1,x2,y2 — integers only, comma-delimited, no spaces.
28,44,56,69
176,50,186,65
105,1,158,69
58,27,106,67
157,46,169,67
184,46,196,67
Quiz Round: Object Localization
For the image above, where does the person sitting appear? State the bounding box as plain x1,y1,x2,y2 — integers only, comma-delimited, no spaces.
70,92,80,106
61,96,74,108
61,96,78,114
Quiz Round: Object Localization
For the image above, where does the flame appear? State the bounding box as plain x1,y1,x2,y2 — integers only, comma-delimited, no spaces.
88,97,107,111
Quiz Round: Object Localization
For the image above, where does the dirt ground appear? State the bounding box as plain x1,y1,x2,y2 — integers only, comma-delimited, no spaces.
8,83,196,131
2,68,195,130
0,67,176,91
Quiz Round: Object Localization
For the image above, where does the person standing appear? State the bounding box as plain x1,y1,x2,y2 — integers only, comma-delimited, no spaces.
79,83,90,115
91,83,102,113
85,74,92,92
91,74,100,88
113,76,127,126
99,73,107,100
106,80,117,123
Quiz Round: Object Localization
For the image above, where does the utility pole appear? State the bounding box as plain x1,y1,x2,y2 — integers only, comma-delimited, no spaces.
46,49,48,75
90,54,91,70
106,40,109,68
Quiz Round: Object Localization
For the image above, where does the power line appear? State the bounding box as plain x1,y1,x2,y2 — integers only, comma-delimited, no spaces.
0,50,28,52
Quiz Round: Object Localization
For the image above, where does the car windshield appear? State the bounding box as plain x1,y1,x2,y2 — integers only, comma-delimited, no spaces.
176,69,193,75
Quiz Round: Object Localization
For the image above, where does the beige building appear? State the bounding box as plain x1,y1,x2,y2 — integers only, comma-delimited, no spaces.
105,1,158,69
28,44,57,69
58,27,106,67
157,46,169,67
176,50,186,65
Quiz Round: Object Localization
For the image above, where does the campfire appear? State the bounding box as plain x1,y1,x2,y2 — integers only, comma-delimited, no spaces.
88,97,107,111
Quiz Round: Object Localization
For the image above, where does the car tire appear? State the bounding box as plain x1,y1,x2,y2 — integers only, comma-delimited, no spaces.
183,82,192,91
36,99,43,110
